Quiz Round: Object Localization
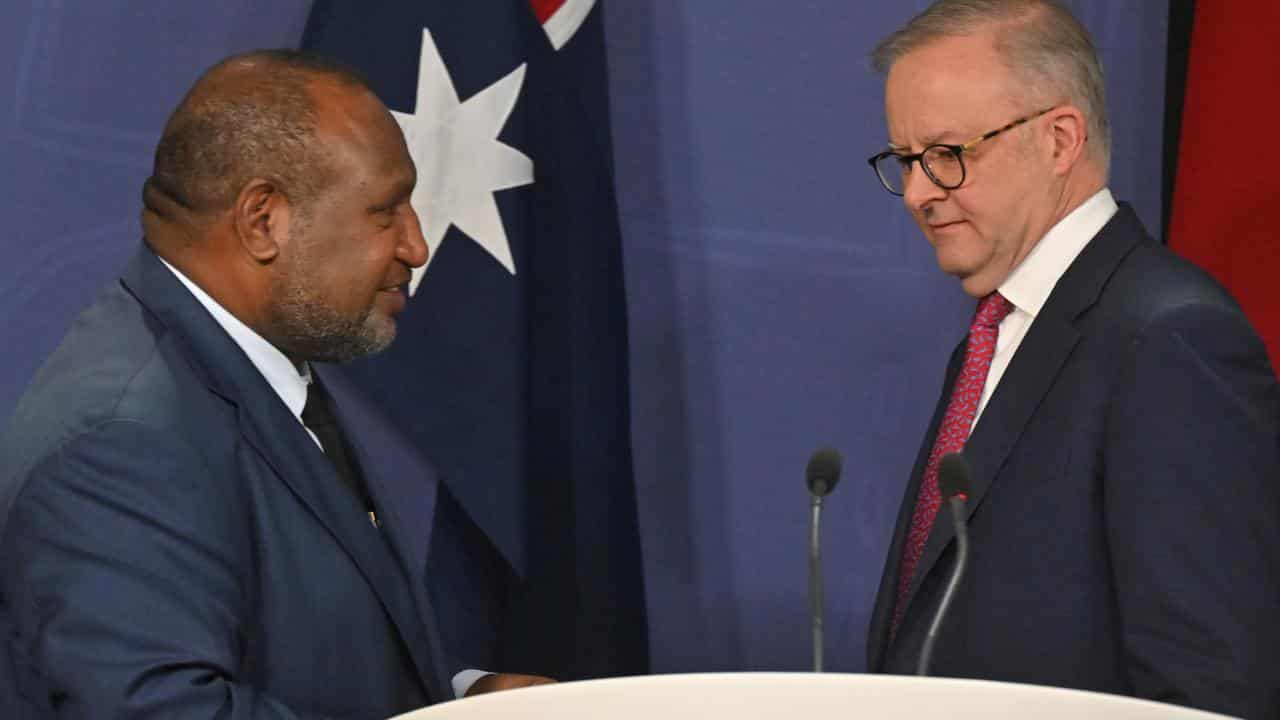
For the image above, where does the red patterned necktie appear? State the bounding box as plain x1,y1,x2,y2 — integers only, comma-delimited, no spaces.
891,291,1015,637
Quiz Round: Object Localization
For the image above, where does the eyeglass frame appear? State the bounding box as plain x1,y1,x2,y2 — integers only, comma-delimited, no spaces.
867,106,1057,197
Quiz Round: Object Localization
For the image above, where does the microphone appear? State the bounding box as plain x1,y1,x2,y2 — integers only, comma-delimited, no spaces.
916,452,972,676
806,448,842,673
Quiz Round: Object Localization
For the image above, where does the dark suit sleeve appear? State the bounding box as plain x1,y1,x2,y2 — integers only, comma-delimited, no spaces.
426,486,508,681
1,420,327,719
1105,302,1280,717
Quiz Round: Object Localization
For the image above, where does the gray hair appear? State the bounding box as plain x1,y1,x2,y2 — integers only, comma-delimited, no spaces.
871,0,1110,173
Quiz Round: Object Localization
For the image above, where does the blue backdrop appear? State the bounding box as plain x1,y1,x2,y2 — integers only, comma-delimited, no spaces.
0,0,1167,676
605,0,1167,673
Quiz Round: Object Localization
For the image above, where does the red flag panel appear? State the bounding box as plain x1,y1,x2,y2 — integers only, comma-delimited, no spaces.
529,0,566,24
1169,2,1280,371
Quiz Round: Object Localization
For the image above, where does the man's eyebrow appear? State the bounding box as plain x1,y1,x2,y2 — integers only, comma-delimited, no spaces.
392,174,415,199
377,175,415,207
886,130,952,152
921,129,960,146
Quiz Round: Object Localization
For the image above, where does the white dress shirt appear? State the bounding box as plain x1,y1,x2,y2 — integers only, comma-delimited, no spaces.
159,259,486,699
158,258,321,445
973,188,1120,428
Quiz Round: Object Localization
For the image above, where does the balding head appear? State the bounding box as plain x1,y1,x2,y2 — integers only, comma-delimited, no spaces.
872,0,1110,176
874,1,1107,297
139,49,426,365
143,50,370,224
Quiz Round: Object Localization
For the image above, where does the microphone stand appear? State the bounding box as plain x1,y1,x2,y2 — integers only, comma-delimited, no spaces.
916,493,969,676
809,493,825,672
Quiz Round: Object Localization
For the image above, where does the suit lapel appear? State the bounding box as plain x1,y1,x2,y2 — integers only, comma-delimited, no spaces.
319,367,452,696
887,205,1149,655
120,244,442,700
233,395,444,699
867,338,966,671
955,204,1145,526
319,368,440,594
902,318,1080,614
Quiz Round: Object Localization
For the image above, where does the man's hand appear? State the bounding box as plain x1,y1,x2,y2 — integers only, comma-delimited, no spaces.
464,673,556,697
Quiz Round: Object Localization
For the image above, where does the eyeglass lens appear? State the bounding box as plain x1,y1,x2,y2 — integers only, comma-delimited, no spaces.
876,146,964,194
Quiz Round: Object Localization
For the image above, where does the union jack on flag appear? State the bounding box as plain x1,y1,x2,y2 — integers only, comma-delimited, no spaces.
531,0,597,50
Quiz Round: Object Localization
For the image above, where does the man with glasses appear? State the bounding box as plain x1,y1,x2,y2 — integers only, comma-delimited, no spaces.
862,2,1280,716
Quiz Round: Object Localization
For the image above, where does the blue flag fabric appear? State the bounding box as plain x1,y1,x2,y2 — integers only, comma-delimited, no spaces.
301,0,648,678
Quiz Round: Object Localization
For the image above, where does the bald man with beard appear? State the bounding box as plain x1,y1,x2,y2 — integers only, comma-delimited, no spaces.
0,50,548,718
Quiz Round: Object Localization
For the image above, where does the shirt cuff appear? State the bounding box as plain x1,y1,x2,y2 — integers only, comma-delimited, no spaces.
452,669,493,699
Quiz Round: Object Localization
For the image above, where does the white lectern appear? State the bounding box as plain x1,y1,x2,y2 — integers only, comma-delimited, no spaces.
391,673,1236,719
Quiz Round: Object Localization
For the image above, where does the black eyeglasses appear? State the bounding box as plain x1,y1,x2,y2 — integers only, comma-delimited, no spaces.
867,107,1055,196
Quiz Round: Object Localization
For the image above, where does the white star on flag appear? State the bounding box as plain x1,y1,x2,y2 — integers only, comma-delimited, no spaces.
393,28,534,295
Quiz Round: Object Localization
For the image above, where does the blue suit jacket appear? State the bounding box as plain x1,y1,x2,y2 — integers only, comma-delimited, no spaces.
866,205,1280,718
0,245,505,718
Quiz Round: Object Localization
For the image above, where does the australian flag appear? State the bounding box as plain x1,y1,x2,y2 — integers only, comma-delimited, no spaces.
302,0,648,679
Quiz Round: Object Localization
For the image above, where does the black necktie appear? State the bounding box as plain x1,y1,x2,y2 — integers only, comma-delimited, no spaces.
301,377,377,524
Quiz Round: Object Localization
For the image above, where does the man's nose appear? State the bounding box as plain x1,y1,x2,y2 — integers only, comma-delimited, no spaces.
902,164,947,212
399,206,429,268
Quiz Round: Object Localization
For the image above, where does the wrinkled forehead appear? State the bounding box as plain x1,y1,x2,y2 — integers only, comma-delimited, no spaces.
883,33,1023,149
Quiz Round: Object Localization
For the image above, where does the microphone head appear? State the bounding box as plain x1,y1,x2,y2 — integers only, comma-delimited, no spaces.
937,452,971,500
805,447,843,497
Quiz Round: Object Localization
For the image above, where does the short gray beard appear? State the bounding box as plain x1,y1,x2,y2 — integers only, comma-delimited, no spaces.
267,242,395,364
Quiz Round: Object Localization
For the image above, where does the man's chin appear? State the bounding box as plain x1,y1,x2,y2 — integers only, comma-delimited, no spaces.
300,325,396,364
934,250,977,280
957,274,1000,298
935,257,998,298
356,318,397,358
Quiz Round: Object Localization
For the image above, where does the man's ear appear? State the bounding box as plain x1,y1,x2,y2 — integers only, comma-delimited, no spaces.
1047,105,1089,176
233,178,291,263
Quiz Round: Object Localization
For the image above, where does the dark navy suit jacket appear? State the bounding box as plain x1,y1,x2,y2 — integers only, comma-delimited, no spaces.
867,205,1280,718
0,244,505,718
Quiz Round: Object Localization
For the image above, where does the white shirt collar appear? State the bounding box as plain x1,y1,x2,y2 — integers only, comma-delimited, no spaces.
999,188,1119,318
158,258,312,419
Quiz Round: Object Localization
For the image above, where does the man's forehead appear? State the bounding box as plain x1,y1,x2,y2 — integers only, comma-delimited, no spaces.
313,80,387,126
310,101,414,196
884,36,1018,147
314,86,401,150
885,109,990,149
